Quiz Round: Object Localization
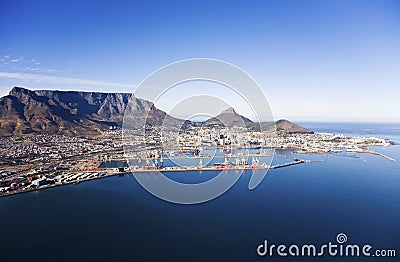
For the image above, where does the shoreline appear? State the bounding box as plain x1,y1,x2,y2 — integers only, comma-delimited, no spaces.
0,160,311,199
1,145,396,199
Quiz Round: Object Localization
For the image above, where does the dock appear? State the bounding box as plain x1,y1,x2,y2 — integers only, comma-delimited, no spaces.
0,158,315,198
346,148,396,162
270,160,305,169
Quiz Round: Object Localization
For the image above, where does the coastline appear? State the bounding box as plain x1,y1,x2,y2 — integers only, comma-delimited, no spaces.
0,160,301,198
1,123,397,199
1,143,396,199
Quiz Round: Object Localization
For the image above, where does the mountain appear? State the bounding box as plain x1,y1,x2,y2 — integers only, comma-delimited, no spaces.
274,119,313,134
0,87,169,136
203,107,253,128
0,87,313,136
202,107,313,134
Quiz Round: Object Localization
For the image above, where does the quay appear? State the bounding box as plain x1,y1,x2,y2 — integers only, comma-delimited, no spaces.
0,158,315,198
270,160,305,169
346,148,396,162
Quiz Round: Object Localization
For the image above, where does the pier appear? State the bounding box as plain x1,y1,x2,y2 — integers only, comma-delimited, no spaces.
270,160,305,169
0,158,314,198
346,148,396,162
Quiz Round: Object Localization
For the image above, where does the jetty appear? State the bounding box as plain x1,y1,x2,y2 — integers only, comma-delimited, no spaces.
346,148,396,162
0,158,314,198
270,159,305,169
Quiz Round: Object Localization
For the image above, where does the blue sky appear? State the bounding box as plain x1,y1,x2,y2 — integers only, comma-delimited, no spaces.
0,0,399,122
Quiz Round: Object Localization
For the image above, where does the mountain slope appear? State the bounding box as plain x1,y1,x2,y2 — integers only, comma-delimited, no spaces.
202,107,313,134
275,119,313,134
0,87,313,136
203,107,253,128
0,87,169,136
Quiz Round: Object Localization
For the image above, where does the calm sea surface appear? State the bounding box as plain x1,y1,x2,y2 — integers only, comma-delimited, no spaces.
0,123,399,261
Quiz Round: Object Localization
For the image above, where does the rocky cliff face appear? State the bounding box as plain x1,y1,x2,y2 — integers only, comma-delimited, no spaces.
0,87,166,136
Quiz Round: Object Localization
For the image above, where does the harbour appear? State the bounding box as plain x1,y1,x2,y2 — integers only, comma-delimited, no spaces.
1,141,399,261
0,157,318,198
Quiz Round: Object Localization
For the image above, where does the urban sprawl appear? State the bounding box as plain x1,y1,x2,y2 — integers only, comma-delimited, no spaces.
0,125,394,197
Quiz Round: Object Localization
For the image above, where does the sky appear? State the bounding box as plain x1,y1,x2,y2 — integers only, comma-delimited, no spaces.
0,0,399,122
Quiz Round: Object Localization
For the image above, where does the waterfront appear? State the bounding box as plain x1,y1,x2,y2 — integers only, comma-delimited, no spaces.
0,123,399,261
1,125,394,198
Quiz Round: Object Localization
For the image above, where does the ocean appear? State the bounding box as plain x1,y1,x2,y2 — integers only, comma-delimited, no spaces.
0,123,399,261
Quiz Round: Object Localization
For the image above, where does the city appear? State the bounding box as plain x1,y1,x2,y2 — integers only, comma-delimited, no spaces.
0,1,399,261
0,123,394,197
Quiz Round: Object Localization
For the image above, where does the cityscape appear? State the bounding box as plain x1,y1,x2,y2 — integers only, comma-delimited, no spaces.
0,1,398,261
0,94,395,197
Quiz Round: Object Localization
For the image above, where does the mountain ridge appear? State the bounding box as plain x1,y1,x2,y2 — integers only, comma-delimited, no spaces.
0,87,313,136
0,87,168,136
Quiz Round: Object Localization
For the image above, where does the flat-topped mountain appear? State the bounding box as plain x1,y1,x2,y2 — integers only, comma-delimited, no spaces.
0,87,313,136
0,87,167,136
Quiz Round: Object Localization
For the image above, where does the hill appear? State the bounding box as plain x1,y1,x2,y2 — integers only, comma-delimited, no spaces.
203,107,253,128
202,107,313,134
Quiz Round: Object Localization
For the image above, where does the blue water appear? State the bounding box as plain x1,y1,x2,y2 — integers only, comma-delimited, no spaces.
300,122,400,143
0,123,399,261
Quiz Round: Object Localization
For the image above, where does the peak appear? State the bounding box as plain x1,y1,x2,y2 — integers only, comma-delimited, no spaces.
9,86,34,97
222,107,236,113
10,86,28,94
276,119,289,123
